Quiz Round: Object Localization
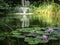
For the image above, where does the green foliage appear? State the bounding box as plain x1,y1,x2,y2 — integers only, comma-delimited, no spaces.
0,0,60,45
10,27,60,45
30,2,60,27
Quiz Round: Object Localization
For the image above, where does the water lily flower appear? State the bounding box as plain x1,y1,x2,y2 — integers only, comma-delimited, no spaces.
41,35,47,40
48,28,54,33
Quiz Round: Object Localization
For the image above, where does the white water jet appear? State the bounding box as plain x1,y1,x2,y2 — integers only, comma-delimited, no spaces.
15,0,33,28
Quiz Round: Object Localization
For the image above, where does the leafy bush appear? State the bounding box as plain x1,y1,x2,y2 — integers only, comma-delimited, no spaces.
30,2,60,27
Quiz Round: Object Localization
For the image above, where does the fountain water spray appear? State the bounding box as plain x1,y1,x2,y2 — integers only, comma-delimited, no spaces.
15,0,33,28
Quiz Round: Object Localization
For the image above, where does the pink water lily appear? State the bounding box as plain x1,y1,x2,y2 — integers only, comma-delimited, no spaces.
48,28,54,33
41,35,47,40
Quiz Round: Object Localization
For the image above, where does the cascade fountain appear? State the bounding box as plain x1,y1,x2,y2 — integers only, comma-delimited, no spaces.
15,0,33,28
